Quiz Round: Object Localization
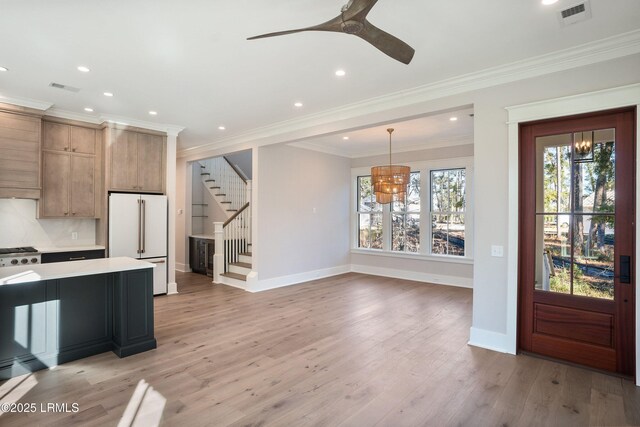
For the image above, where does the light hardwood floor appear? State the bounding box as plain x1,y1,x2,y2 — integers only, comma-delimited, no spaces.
1,272,639,426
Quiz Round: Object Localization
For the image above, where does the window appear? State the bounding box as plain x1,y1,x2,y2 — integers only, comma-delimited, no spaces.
392,172,420,253
352,160,471,261
357,175,383,249
430,169,466,256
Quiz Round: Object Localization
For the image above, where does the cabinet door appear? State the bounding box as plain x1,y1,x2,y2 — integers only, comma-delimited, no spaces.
41,151,70,217
0,112,41,197
43,122,70,152
70,126,96,155
137,133,164,193
110,130,138,190
70,154,95,217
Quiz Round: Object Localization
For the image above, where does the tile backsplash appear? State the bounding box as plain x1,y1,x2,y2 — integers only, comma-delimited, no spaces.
0,199,96,248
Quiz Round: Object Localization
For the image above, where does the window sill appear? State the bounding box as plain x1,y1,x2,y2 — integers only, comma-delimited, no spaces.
350,248,474,265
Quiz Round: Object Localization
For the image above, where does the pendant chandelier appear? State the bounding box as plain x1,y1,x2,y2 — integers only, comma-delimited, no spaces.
371,128,410,204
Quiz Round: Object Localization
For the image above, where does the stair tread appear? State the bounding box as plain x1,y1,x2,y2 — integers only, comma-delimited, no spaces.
220,201,232,204
221,272,246,281
226,209,237,212
200,165,205,168
240,252,252,257
209,186,221,189
200,173,210,175
204,179,215,182
216,194,226,196
230,262,251,268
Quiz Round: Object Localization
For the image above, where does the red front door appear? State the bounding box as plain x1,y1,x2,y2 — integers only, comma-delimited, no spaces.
519,108,636,376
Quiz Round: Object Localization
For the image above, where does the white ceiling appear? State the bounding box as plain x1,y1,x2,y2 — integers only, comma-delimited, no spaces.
0,0,639,152
291,107,474,158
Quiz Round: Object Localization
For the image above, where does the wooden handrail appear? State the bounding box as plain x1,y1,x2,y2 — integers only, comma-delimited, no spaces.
223,202,250,227
223,156,248,183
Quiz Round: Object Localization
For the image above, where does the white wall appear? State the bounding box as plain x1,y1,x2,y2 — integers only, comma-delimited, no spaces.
0,199,96,248
256,144,351,281
175,158,188,272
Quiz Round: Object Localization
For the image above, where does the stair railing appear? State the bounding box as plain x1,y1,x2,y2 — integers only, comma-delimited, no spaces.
199,157,247,211
222,202,250,274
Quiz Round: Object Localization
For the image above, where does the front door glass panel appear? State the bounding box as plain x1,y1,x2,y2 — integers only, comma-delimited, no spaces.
534,128,615,300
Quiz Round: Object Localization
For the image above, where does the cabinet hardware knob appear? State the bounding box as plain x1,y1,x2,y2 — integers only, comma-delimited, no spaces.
72,148,76,152
64,212,68,215
64,147,68,151
72,212,76,215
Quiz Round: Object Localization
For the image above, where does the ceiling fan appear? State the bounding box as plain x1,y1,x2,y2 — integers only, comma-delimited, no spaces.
247,0,415,65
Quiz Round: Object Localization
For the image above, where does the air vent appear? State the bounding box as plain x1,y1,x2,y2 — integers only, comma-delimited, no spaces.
558,1,592,26
561,3,585,18
49,82,80,93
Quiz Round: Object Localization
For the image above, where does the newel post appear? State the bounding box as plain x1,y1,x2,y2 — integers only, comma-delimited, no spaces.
213,222,224,284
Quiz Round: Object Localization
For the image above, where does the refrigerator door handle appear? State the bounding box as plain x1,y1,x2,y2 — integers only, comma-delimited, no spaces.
137,199,142,254
141,199,146,254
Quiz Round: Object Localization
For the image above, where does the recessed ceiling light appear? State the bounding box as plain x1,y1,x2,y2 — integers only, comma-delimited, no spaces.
103,92,114,97
77,66,90,73
335,69,346,77
449,117,458,122
218,126,226,130
343,136,350,140
294,102,303,108
0,66,7,72
84,107,94,112
149,111,158,116
541,0,558,4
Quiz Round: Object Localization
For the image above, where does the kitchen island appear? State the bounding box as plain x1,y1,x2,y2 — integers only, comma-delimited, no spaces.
0,257,157,379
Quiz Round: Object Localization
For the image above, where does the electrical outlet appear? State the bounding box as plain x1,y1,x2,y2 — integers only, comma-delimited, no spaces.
491,245,504,257
71,232,78,240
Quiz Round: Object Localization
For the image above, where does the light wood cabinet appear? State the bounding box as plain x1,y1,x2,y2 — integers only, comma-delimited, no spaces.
0,109,41,199
41,151,96,218
43,121,97,155
109,129,165,193
39,120,100,218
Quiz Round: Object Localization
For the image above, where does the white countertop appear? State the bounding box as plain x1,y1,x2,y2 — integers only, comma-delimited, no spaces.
36,245,106,253
0,257,154,285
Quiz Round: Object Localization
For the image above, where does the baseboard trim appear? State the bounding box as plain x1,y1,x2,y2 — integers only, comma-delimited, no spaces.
175,263,191,273
350,264,473,288
167,282,178,295
468,327,514,354
250,265,351,293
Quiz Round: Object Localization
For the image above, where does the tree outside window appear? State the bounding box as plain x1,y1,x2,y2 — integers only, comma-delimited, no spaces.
357,176,383,249
431,169,466,256
391,172,420,253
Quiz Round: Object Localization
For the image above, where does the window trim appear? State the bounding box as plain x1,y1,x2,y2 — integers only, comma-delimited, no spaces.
351,156,474,262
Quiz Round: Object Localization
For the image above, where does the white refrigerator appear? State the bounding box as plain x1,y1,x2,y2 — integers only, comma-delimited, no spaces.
109,193,168,295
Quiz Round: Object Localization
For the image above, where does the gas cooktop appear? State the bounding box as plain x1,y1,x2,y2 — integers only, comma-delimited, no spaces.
0,247,38,255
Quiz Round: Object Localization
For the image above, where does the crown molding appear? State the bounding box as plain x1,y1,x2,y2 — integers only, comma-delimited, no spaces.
100,114,184,135
45,108,103,125
179,29,640,157
291,134,474,159
0,95,52,111
288,141,352,158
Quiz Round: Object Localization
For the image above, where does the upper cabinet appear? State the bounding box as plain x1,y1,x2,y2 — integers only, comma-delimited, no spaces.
0,109,42,199
39,120,101,218
108,128,165,193
43,122,97,155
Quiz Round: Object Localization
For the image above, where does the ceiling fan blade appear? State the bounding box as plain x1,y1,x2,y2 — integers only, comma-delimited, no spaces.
343,0,379,21
357,20,415,64
247,16,343,40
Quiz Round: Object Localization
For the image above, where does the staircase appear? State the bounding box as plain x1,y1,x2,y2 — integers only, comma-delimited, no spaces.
198,157,253,287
